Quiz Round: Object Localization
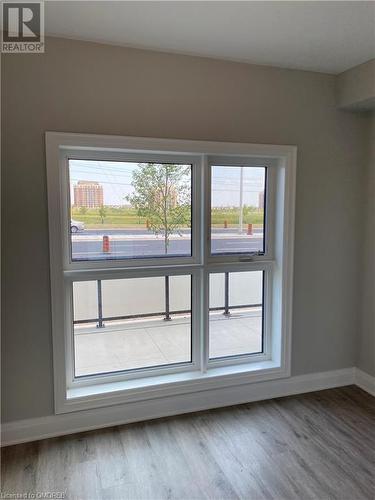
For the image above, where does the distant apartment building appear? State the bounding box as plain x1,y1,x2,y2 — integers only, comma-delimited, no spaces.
74,181,104,208
154,185,179,207
258,192,264,210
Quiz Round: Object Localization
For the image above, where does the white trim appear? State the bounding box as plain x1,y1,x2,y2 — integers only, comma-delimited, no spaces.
63,361,285,414
45,132,295,158
355,368,375,397
1,368,355,447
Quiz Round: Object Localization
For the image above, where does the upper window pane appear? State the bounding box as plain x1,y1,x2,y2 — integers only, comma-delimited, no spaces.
211,166,266,255
69,160,192,261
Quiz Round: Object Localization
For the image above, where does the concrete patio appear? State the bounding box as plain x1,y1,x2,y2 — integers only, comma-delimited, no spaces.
74,308,262,376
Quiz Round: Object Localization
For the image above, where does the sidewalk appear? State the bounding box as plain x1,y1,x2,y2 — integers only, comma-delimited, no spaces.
72,231,264,242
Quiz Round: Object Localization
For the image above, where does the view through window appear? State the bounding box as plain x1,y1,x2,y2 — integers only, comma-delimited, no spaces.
73,275,192,377
211,166,266,255
209,271,263,359
69,160,192,261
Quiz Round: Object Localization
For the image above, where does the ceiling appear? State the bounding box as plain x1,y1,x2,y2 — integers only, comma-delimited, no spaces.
44,1,375,74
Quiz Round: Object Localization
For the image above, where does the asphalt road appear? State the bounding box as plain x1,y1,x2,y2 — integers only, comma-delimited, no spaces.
72,235,263,259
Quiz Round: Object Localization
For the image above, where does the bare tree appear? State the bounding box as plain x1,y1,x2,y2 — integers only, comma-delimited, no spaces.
127,163,191,254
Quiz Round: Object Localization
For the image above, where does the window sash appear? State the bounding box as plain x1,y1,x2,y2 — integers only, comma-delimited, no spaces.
65,267,203,388
206,159,277,263
60,149,275,271
60,149,203,271
203,262,272,370
65,261,272,388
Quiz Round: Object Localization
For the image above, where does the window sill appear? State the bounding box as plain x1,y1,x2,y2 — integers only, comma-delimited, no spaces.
59,360,289,414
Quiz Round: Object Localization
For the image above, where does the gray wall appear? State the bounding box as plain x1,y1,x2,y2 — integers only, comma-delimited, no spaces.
336,59,375,111
2,37,368,422
358,111,375,376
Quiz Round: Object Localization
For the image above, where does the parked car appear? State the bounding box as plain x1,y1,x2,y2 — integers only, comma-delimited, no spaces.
71,219,85,233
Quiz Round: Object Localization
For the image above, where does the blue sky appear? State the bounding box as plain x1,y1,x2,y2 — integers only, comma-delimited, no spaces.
69,160,265,208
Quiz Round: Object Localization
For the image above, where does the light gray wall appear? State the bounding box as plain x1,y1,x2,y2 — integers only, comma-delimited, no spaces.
358,111,375,376
2,37,368,422
336,59,375,111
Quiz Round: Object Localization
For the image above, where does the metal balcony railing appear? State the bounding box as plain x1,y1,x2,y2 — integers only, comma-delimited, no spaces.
73,274,261,328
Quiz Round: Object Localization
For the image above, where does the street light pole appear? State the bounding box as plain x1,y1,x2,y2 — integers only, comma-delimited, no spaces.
239,166,244,233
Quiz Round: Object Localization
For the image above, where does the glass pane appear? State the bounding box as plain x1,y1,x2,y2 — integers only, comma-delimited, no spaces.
211,166,266,255
69,160,192,261
73,275,192,377
209,271,263,359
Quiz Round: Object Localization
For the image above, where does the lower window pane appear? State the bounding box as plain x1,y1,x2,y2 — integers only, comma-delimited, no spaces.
73,275,192,377
209,270,263,360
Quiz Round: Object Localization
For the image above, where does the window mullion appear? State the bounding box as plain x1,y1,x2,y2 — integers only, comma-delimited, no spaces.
200,268,209,372
202,154,211,266
200,154,210,372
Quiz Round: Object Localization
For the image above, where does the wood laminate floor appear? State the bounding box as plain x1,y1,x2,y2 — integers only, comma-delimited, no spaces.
1,386,374,500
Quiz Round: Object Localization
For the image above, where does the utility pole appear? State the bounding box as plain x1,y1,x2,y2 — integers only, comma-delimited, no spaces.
239,166,244,233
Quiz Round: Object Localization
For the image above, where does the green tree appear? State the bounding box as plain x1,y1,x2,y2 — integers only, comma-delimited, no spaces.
79,206,87,215
127,163,191,254
98,205,107,224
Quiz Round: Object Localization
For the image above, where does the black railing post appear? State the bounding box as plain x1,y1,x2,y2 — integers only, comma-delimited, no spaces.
96,279,105,328
164,276,171,321
224,272,230,316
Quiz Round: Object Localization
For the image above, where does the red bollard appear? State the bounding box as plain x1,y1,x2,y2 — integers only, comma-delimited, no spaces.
102,235,110,253
224,220,228,229
247,223,253,235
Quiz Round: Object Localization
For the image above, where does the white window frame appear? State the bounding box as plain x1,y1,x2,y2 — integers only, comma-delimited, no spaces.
46,132,296,414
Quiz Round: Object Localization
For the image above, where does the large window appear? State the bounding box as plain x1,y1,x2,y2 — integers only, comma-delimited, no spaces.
46,133,296,414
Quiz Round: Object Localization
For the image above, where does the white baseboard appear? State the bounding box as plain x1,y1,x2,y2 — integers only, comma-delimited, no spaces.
355,368,375,397
1,367,356,447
